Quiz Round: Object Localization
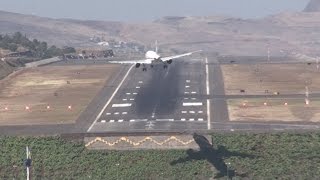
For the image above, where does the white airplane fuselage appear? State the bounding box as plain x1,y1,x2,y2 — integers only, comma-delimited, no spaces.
145,51,161,61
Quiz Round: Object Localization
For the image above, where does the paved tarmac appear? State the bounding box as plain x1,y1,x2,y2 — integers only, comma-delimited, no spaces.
88,59,210,133
1,56,320,135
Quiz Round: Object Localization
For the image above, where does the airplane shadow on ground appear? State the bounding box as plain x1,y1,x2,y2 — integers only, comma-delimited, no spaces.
170,133,255,179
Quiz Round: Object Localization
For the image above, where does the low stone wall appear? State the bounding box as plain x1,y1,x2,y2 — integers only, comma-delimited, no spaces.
25,57,61,67
84,135,212,150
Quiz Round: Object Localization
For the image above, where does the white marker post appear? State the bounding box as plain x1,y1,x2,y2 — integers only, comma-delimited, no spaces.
205,57,211,130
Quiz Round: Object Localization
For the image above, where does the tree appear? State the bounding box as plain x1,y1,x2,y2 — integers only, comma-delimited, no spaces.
63,47,76,54
12,32,23,44
8,43,18,52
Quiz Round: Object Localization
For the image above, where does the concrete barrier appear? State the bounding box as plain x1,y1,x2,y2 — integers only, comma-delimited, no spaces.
25,57,61,67
84,135,212,150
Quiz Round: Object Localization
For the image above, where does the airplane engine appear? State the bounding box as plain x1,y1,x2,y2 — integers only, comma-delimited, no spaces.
135,63,141,68
167,59,173,64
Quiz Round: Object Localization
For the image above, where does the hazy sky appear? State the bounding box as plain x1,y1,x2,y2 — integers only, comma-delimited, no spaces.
0,0,310,22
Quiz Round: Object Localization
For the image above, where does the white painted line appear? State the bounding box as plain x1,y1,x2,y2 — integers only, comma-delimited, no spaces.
207,99,211,130
189,118,195,121
181,118,186,121
101,120,106,123
106,113,111,115
126,93,131,95
191,91,197,94
186,80,191,83
183,102,203,106
191,98,197,100
230,129,235,132
139,81,143,84
185,86,190,88
198,111,203,113
189,111,195,114
136,86,140,89
114,112,119,115
129,98,135,101
118,119,124,122
184,92,190,94
198,118,204,121
181,111,187,114
110,120,115,123
112,103,132,107
122,99,127,101
184,98,189,100
133,92,138,95
156,119,174,122
130,119,147,122
205,57,210,95
87,64,134,132
122,112,127,115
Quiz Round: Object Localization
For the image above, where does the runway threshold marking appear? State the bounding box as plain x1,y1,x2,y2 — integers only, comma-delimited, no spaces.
156,119,174,122
112,103,132,107
183,102,203,106
205,57,211,130
87,64,134,132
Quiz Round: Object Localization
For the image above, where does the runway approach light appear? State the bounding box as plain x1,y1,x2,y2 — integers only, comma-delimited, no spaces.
264,102,268,106
305,99,310,105
242,102,247,107
25,106,30,110
68,105,72,110
4,107,8,110
284,102,288,106
46,105,50,109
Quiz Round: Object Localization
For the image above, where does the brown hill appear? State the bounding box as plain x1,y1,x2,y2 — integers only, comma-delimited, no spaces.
1,10,320,57
304,0,320,12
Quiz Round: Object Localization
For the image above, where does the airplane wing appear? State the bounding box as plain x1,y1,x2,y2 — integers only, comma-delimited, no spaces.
161,50,202,61
109,59,153,64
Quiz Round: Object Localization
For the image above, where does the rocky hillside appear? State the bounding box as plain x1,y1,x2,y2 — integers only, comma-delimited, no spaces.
2,5,320,57
304,0,320,12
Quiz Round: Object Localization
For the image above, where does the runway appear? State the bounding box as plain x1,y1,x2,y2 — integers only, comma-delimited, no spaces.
88,60,210,133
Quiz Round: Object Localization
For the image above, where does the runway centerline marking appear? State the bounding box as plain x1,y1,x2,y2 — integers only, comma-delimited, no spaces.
126,93,131,95
87,64,134,132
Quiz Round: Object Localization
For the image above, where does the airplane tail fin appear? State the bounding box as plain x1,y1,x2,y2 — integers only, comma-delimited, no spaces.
155,40,158,53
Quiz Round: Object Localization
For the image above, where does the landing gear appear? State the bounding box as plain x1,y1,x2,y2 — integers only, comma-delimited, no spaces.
142,64,147,71
163,65,168,69
150,65,154,68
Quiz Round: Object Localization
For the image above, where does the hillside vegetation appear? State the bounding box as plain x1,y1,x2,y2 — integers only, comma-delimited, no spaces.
0,133,319,179
0,32,75,58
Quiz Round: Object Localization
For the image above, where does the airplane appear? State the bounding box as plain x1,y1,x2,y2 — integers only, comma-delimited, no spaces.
109,41,202,71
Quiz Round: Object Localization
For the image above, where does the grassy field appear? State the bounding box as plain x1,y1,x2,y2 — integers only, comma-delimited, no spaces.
228,98,320,122
0,64,119,125
221,63,320,95
0,133,319,179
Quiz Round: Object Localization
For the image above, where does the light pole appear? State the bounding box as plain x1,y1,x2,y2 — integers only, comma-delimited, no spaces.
116,163,120,180
226,162,231,180
25,146,32,180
